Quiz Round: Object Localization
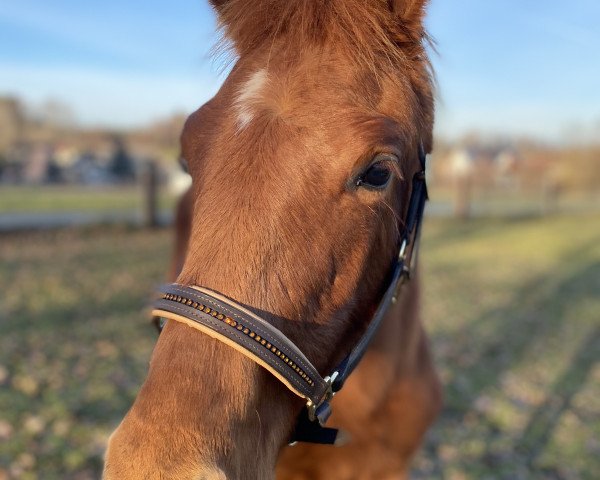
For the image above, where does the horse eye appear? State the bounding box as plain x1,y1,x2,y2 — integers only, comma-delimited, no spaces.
357,161,392,189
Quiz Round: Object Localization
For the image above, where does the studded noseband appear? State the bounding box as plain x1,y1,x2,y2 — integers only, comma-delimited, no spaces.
152,146,428,445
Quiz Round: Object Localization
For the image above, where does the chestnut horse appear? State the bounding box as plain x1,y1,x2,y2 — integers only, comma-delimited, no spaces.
104,1,441,478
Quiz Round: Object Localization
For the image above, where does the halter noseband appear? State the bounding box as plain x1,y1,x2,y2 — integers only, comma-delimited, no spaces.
152,146,428,445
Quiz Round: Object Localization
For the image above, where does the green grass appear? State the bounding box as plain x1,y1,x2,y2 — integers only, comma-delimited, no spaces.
415,215,600,479
1,215,599,479
0,186,177,213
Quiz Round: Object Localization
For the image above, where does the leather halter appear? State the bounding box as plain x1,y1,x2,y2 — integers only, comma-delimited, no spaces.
152,146,428,445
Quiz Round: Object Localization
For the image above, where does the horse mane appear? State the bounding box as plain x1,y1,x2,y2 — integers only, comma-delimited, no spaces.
211,0,430,71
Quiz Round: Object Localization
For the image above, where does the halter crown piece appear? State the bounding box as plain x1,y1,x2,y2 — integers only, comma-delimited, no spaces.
152,146,428,445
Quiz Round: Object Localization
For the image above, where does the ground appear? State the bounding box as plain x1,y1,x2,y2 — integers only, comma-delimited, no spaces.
0,186,176,214
0,215,598,479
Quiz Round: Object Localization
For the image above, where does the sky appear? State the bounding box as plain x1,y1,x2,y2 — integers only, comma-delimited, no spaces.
1,0,599,142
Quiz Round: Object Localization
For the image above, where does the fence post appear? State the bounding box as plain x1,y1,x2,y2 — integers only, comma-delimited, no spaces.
451,148,474,220
142,160,159,228
454,175,472,219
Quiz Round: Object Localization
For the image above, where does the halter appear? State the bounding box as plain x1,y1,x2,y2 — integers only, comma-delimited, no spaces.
152,146,428,445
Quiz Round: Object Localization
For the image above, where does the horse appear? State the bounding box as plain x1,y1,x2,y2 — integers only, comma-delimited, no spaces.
104,1,442,478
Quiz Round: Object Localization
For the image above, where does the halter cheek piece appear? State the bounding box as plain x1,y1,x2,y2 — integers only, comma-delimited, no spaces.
152,146,428,445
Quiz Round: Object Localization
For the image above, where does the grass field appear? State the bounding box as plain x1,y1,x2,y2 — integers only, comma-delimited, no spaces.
0,186,177,214
0,215,599,479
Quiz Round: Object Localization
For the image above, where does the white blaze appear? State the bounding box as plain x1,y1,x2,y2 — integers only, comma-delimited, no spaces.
234,69,268,130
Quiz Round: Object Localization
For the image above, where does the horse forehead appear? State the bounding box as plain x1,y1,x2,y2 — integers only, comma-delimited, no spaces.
233,68,269,130
230,55,385,118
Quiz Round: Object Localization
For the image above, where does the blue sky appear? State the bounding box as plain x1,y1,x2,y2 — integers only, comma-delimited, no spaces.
1,0,599,142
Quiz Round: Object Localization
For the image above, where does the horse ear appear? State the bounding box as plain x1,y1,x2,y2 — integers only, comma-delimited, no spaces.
389,0,428,33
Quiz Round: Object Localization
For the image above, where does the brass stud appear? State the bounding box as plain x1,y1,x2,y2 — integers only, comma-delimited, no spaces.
198,304,205,310
243,328,250,334
266,343,271,349
217,314,224,320
255,336,261,342
237,325,243,331
204,307,211,313
249,332,255,338
211,311,218,317
271,347,277,353
187,299,193,306
261,339,266,345
192,302,198,308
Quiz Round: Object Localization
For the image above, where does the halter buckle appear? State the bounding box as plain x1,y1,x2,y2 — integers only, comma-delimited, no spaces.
306,371,339,424
392,239,411,304
398,238,408,262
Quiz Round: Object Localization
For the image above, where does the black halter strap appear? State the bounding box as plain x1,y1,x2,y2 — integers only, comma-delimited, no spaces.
331,145,428,393
152,146,428,445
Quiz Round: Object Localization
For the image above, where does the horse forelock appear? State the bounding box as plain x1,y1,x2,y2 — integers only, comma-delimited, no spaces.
211,0,431,73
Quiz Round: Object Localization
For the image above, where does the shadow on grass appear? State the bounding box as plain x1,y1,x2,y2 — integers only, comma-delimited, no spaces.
516,326,600,468
426,237,600,477
422,215,544,250
442,238,599,409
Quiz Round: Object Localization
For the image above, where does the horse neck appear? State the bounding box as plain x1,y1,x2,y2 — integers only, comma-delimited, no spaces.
104,320,299,479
